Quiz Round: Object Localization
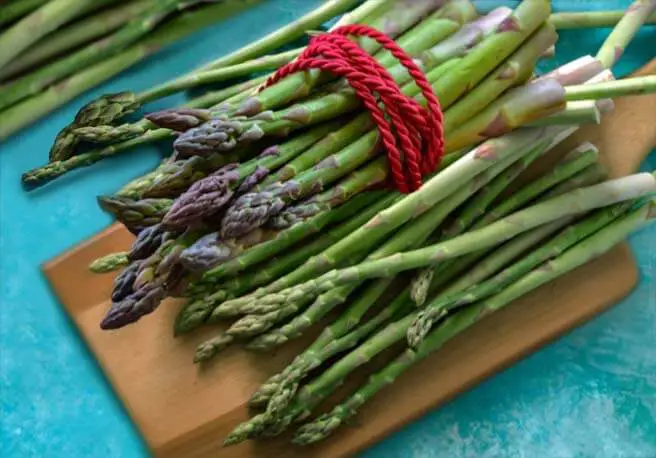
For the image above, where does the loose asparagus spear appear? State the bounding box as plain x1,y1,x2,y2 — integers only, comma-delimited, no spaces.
564,76,656,100
0,0,96,69
3,0,258,141
292,199,654,445
1,0,265,111
549,10,656,29
251,172,656,307
595,0,656,69
0,0,153,81
0,0,49,28
195,0,365,72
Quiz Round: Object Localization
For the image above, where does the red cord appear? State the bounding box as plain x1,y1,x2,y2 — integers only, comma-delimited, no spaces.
261,24,445,193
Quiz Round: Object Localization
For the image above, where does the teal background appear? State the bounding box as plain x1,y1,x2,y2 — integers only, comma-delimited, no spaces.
0,1,654,456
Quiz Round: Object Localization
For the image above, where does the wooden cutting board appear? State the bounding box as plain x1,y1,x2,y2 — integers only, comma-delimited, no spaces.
43,60,656,458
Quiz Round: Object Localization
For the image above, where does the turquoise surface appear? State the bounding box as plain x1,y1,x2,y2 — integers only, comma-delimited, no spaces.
1,1,654,457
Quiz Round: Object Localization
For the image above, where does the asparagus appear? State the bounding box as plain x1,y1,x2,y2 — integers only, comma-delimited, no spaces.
189,1,550,240
251,172,656,306
196,192,395,290
237,148,527,347
176,192,395,335
0,0,48,28
229,0,449,118
195,0,365,71
97,197,173,234
408,139,575,306
174,2,476,157
441,22,558,132
0,0,96,70
89,252,130,274
217,9,551,239
564,76,656,100
0,1,153,81
528,101,604,126
215,128,565,315
292,199,654,445
0,0,257,110
549,10,656,29
178,0,545,156
595,0,656,69
407,200,635,347
3,0,257,141
413,161,611,306
475,143,608,227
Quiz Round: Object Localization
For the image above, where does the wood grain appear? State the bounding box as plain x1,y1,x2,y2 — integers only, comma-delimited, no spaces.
43,60,655,458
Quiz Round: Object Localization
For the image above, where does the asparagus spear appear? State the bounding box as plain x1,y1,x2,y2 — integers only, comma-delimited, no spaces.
595,0,656,69
89,252,130,274
0,1,154,81
3,0,258,142
251,172,656,306
0,0,49,28
97,197,173,234
0,0,97,69
195,0,365,72
292,199,654,445
549,10,656,29
564,75,656,100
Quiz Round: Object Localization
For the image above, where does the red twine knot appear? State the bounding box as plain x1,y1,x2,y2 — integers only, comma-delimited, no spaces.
261,24,445,193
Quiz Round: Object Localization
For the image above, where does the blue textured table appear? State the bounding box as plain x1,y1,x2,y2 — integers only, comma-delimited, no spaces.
1,1,654,457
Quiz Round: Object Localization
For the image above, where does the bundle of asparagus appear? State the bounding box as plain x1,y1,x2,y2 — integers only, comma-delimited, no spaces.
42,0,656,448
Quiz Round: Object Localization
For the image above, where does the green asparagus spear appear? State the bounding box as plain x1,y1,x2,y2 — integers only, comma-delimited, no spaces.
0,0,49,28
89,252,130,274
0,1,153,81
549,10,656,29
0,0,96,69
595,0,656,69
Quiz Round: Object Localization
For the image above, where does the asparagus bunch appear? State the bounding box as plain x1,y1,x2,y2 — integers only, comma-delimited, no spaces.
59,0,656,449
